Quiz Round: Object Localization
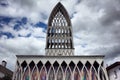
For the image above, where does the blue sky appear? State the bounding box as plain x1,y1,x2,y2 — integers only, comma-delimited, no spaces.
0,0,120,71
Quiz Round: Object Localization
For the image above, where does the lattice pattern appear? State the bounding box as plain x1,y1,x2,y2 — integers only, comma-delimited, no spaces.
13,60,108,80
46,2,74,56
46,49,74,56
51,11,68,26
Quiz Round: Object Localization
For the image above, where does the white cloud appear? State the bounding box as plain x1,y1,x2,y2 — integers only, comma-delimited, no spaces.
0,37,45,71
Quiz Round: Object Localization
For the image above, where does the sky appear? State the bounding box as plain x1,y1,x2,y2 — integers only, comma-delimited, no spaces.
0,0,120,71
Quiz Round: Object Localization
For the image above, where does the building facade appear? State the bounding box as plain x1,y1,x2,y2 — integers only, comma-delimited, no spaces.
0,61,13,80
107,62,120,80
12,2,109,80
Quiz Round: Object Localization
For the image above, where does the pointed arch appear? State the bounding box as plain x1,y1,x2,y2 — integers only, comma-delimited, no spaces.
77,61,83,71
69,61,75,72
81,65,89,80
46,2,74,56
61,61,67,72
48,2,71,26
65,66,72,80
53,61,59,72
73,66,81,80
22,65,30,80
40,66,47,80
29,60,35,72
57,66,64,80
48,66,55,80
37,61,43,72
31,65,39,80
85,61,91,71
99,67,107,80
21,60,27,72
93,61,99,72
90,65,98,80
45,61,51,72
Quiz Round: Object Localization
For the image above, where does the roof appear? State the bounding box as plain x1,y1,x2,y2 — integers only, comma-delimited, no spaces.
106,62,120,71
0,65,13,77
16,55,105,58
16,55,104,66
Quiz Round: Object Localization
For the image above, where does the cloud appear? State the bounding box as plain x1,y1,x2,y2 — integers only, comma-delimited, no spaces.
0,37,45,71
72,0,120,66
0,37,45,55
99,0,120,25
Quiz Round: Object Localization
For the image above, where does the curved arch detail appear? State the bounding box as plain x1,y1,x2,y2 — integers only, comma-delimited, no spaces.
40,66,47,80
48,2,71,26
57,66,64,80
73,66,81,80
31,65,39,80
22,65,30,80
48,66,55,80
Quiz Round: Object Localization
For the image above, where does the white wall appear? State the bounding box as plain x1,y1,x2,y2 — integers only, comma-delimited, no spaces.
108,65,120,80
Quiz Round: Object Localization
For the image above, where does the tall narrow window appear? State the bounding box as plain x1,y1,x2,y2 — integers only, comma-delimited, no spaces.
57,67,63,80
48,67,55,80
40,67,47,80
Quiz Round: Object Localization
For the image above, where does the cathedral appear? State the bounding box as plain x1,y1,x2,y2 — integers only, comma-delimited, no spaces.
12,2,109,80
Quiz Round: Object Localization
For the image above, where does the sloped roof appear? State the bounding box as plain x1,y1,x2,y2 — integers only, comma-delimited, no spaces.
0,65,13,77
106,62,120,71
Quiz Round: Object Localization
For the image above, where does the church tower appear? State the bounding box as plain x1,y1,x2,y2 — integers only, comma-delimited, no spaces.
45,2,74,56
13,2,109,80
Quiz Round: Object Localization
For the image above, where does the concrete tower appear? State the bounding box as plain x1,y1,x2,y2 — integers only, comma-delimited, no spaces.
45,2,74,56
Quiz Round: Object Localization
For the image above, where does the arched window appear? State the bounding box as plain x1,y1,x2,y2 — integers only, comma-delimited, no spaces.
22,66,30,80
99,67,107,80
40,66,47,80
31,66,39,80
74,67,80,80
65,67,72,80
81,67,89,80
90,67,98,80
48,67,55,80
57,67,63,80
53,61,59,72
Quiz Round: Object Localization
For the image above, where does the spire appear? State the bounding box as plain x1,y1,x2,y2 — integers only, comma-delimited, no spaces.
48,2,71,26
45,2,74,56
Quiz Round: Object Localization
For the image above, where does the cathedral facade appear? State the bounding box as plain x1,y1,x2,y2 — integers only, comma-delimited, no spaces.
12,2,109,80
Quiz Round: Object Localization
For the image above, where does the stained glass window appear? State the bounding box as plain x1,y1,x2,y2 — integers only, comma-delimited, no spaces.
40,67,47,80
91,67,97,80
65,67,71,80
23,67,30,80
48,67,55,80
81,67,89,80
74,67,80,80
31,67,38,80
57,67,63,80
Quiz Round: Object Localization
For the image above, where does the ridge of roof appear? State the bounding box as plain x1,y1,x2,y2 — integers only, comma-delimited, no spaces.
106,62,120,71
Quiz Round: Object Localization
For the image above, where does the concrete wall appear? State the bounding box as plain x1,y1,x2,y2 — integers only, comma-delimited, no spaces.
12,56,109,80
